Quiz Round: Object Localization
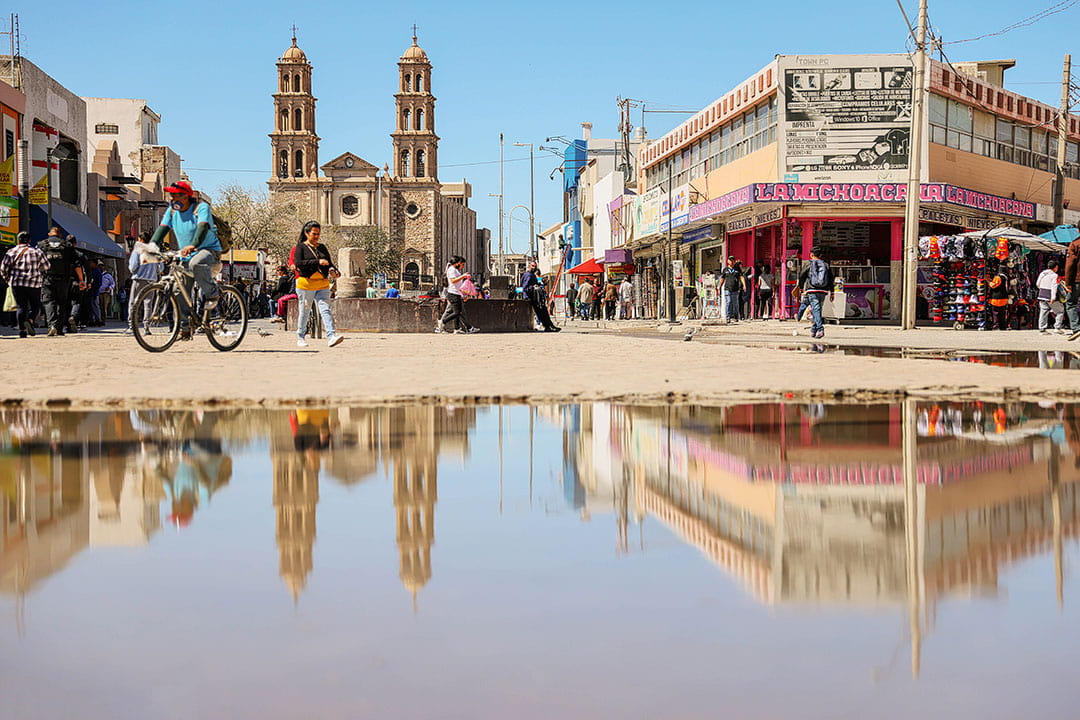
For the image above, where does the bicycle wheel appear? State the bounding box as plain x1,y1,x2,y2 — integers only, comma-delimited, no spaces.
132,283,180,352
205,285,248,351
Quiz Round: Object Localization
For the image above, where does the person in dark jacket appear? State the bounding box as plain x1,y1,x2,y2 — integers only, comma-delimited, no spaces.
520,261,560,332
1064,236,1080,339
270,265,295,323
292,221,344,348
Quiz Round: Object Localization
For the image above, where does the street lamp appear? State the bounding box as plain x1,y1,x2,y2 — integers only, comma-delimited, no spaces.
509,204,533,262
487,192,502,273
513,142,535,260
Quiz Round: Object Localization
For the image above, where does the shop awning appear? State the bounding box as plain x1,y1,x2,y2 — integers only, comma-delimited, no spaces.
567,257,604,274
958,227,1065,254
602,248,633,265
49,204,126,258
1039,225,1079,245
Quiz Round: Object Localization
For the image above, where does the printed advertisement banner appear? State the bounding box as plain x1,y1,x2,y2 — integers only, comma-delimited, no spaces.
777,54,913,183
28,174,48,205
634,187,662,238
0,155,13,196
0,196,18,243
660,184,689,232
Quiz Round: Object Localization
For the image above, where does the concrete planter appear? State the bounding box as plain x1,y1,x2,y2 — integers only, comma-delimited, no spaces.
286,298,537,333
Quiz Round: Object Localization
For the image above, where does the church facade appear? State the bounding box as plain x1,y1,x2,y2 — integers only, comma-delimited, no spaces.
268,33,478,288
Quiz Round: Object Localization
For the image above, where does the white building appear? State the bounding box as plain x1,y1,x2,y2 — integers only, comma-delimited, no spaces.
83,97,161,179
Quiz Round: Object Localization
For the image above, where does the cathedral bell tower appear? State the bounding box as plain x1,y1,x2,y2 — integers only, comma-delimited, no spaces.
270,32,320,181
391,32,439,183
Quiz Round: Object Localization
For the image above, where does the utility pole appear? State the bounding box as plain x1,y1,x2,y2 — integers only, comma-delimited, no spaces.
498,133,505,273
666,161,678,324
1054,54,1072,227
901,0,929,330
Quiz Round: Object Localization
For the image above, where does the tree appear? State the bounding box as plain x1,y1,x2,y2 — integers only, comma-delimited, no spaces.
325,225,401,278
212,183,305,260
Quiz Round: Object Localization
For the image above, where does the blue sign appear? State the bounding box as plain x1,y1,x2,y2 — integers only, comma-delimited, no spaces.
681,226,717,244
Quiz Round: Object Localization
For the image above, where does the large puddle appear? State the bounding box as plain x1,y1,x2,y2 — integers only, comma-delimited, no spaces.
2,403,1079,719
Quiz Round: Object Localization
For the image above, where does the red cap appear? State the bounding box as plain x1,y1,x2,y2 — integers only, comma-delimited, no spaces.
164,180,194,197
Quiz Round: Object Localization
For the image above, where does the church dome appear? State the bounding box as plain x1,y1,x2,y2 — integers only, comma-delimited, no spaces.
401,37,428,62
281,37,307,63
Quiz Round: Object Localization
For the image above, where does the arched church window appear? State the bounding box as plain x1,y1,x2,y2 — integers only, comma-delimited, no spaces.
404,74,412,92
294,74,301,92
401,109,411,131
294,149,304,177
279,109,288,131
416,149,426,178
416,74,424,92
341,195,359,216
416,109,424,131
400,150,410,177
278,150,288,178
294,108,303,132
282,74,290,92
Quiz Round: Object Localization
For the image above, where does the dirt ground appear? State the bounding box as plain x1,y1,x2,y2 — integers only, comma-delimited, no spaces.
3,317,1080,409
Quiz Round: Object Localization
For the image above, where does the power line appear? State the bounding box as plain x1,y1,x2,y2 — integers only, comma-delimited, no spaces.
184,155,538,174
945,0,1080,44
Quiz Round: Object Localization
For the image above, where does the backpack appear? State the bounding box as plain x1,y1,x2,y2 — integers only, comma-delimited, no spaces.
211,213,232,253
808,258,829,289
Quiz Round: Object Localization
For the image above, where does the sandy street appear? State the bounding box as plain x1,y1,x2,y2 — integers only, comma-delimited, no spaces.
2,319,1080,408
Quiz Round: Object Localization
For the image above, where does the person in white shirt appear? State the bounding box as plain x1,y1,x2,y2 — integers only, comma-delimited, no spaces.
618,277,633,319
756,264,775,319
1037,258,1067,333
436,255,479,334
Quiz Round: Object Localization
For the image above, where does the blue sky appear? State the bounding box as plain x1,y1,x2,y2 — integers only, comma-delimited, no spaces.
10,0,1080,248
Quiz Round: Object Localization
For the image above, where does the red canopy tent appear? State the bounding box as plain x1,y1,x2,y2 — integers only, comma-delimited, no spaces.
567,257,604,274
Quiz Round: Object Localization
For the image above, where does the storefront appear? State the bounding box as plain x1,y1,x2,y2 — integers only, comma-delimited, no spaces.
677,182,1036,321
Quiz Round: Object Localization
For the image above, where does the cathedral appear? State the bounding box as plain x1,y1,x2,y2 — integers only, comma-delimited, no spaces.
268,32,478,288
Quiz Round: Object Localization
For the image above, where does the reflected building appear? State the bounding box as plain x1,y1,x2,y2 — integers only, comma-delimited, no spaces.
626,403,1080,675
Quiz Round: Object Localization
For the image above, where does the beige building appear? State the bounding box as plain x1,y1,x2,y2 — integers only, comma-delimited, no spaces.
268,33,479,288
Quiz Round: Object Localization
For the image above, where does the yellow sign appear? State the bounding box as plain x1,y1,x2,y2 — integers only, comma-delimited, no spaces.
28,174,49,205
0,155,13,194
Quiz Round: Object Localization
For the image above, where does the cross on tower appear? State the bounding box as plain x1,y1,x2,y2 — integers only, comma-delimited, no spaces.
411,24,418,43
291,23,298,43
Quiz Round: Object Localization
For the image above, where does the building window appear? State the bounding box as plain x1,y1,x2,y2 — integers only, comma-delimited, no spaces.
416,149,426,177
282,75,290,92
404,202,421,218
416,109,424,131
279,110,288,132
416,74,424,92
404,74,412,92
402,109,410,131
294,74,301,93
294,149,304,177
4,129,13,159
294,108,303,132
278,149,288,178
341,195,359,216
95,123,119,135
400,150,410,177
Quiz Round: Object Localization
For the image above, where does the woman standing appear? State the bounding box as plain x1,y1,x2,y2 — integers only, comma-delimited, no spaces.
437,255,479,334
292,221,345,348
756,263,774,319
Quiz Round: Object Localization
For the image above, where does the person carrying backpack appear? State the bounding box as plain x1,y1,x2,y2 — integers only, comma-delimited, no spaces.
796,247,834,339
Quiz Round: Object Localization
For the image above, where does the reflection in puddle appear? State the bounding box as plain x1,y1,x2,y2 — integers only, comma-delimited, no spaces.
773,342,1080,369
2,402,1079,718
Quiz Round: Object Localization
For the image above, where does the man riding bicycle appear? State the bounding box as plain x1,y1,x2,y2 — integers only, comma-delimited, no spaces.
150,180,221,323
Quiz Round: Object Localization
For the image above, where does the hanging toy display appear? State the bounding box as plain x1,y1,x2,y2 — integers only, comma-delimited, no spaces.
994,237,1009,261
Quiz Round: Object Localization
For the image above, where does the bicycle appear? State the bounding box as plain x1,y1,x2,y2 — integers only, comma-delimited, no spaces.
130,250,248,353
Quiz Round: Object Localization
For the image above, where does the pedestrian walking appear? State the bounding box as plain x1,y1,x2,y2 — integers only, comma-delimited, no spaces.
366,281,378,299
1065,233,1080,340
385,283,400,298
577,278,594,320
619,276,633,319
721,256,745,322
602,278,619,320
1037,259,1067,334
987,268,1011,330
40,228,86,336
437,255,479,334
756,263,774,319
99,264,116,322
520,260,560,332
566,282,578,320
128,231,163,333
293,221,345,348
0,231,50,338
796,247,834,339
83,258,105,326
